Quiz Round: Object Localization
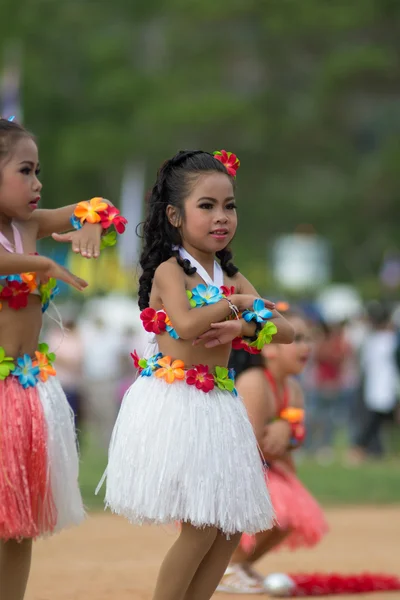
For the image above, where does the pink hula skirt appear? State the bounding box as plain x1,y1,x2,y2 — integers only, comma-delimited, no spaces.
0,376,84,540
241,462,328,554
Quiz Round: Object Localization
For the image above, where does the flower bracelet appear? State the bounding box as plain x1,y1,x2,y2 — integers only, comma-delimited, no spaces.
232,298,277,353
70,197,128,249
279,407,306,449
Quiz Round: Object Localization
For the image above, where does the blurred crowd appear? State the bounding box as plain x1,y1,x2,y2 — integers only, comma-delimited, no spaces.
43,295,400,465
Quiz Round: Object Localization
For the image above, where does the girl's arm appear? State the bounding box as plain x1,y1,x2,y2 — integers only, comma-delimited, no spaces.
0,252,52,275
32,200,113,239
233,271,294,344
0,253,87,291
155,261,262,340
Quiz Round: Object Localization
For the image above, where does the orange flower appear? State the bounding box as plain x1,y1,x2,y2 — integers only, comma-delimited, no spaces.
34,351,57,382
21,272,38,292
155,356,185,384
280,407,305,424
74,197,108,225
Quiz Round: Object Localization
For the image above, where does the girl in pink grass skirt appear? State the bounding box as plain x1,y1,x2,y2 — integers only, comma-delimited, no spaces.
0,117,122,599
218,309,328,595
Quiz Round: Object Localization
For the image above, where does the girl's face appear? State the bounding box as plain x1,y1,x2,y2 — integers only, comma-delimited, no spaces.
264,316,312,376
0,137,42,221
175,172,237,255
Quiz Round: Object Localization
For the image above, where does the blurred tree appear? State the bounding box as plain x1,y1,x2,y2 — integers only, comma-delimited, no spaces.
0,0,399,287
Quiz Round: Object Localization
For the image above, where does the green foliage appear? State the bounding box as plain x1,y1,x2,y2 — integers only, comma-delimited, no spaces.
1,1,400,282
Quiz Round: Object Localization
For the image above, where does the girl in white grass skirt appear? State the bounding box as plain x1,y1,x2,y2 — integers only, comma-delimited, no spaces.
99,149,294,600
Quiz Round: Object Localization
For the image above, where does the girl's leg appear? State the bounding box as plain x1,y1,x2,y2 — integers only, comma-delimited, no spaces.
0,538,33,600
184,531,241,600
152,524,218,600
247,528,290,563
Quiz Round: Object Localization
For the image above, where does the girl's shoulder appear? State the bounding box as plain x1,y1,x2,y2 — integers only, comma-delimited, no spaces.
227,269,245,291
154,257,183,280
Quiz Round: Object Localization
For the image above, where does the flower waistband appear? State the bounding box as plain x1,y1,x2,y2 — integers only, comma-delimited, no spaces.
0,343,56,388
131,351,237,395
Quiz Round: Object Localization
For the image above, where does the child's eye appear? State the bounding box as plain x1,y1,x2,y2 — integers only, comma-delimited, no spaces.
199,203,213,210
35,169,41,176
226,203,237,210
20,167,31,175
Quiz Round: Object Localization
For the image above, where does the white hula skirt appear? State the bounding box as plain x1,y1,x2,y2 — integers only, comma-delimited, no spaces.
0,376,85,540
101,375,274,535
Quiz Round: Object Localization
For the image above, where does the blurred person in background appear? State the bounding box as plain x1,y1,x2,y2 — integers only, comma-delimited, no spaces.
348,301,399,464
218,310,328,594
81,315,121,450
304,320,353,464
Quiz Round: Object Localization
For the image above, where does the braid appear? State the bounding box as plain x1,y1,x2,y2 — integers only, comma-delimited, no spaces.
137,149,237,310
216,248,239,277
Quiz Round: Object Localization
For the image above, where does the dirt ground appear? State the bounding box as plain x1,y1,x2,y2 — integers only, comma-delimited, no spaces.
27,507,400,600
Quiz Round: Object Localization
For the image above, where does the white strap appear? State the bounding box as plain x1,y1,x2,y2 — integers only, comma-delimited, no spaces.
177,247,224,288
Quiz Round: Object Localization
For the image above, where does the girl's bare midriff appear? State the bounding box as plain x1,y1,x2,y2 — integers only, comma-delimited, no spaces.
0,296,42,357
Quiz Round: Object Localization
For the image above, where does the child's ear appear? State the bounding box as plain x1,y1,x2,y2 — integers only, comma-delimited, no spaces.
262,344,278,361
166,205,181,228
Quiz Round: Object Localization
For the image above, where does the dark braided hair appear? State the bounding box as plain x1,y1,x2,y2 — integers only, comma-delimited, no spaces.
138,150,239,310
0,119,33,172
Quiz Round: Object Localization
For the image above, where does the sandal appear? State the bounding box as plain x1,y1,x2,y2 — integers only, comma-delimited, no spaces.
216,563,266,595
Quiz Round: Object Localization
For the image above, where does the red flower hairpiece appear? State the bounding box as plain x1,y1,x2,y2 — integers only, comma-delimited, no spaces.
213,150,240,177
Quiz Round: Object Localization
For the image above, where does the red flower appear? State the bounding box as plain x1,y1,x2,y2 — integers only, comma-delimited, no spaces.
100,207,128,234
0,281,30,310
213,150,240,177
130,350,142,372
140,308,167,334
232,337,261,354
221,285,235,297
186,364,215,393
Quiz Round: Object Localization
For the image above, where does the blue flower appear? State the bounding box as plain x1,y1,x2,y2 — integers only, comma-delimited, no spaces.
70,214,82,230
140,352,162,377
228,368,238,396
243,298,273,324
3,274,22,283
11,355,40,388
166,324,179,340
191,284,223,307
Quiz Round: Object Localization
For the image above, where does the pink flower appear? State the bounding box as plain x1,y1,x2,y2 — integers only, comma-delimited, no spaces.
213,150,240,177
100,206,128,234
186,364,215,393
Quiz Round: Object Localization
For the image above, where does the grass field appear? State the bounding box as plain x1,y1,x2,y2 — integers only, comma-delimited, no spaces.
79,439,400,511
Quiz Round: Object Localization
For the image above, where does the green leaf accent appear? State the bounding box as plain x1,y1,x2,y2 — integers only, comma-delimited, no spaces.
214,366,235,392
38,342,49,354
100,230,117,250
186,289,197,308
138,358,148,369
249,322,278,350
0,348,16,380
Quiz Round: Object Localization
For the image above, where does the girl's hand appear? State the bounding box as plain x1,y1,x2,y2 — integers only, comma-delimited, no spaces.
231,294,275,312
52,223,102,258
39,260,88,292
193,319,243,348
262,420,292,457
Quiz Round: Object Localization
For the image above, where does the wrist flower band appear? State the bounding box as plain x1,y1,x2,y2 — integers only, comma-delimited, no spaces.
70,197,128,249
